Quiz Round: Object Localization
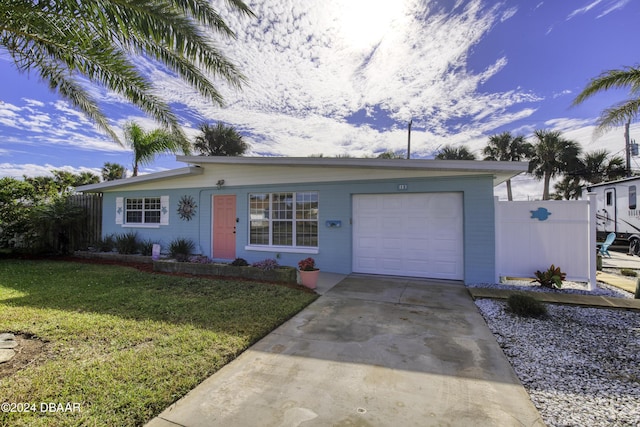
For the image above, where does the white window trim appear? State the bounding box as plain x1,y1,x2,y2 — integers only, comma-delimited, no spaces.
248,191,319,249
244,245,319,254
116,195,169,226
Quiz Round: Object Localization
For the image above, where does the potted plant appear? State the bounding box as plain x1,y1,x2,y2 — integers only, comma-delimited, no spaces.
298,257,319,289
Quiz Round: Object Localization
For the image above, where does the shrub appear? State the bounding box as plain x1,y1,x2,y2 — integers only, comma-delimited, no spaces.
188,255,212,264
620,268,637,277
507,294,547,318
168,238,195,262
230,258,249,266
251,258,279,270
96,234,116,252
139,239,157,256
115,231,139,254
532,264,566,289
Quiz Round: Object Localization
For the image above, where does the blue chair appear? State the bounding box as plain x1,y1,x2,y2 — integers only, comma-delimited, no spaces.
598,232,616,258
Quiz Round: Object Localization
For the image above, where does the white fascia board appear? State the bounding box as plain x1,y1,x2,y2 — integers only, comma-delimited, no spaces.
176,156,528,186
76,166,203,193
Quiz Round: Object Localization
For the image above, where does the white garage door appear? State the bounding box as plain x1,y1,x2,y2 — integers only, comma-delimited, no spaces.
352,193,464,280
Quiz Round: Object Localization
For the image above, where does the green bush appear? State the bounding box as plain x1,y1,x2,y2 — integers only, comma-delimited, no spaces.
532,264,566,289
507,294,547,318
169,238,195,262
230,258,249,266
139,239,158,256
115,232,139,254
96,234,116,252
620,268,637,277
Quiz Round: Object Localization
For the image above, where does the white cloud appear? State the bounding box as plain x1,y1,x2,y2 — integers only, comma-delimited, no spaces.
567,0,630,19
567,0,603,19
501,7,518,22
22,98,45,108
142,0,539,158
5,0,625,190
553,89,572,98
597,0,631,18
0,163,100,179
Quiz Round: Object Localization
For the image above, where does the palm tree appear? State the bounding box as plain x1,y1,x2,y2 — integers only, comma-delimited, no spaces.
482,132,533,200
0,0,253,144
552,176,583,200
377,151,405,159
435,145,477,160
194,122,248,156
528,130,582,200
124,121,188,176
101,162,127,181
578,149,626,184
572,66,640,134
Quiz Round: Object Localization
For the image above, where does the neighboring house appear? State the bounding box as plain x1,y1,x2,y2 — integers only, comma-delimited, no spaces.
77,156,527,284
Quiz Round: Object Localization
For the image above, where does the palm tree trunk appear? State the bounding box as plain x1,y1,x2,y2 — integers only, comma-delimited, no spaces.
543,172,551,200
506,179,513,201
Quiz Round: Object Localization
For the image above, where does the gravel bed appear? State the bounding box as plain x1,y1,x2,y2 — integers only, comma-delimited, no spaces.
467,278,633,298
470,281,640,426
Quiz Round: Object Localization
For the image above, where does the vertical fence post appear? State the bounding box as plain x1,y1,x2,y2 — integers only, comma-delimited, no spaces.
494,196,501,284
588,192,597,291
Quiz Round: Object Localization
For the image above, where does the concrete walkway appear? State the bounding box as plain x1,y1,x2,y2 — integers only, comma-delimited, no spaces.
146,275,543,427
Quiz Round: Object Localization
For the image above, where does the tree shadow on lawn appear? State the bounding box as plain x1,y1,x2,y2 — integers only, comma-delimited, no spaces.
0,259,318,336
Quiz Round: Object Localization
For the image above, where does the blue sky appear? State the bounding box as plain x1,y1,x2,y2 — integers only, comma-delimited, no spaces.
0,0,638,199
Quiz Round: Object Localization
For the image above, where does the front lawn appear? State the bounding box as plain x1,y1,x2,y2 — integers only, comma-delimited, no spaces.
0,260,317,426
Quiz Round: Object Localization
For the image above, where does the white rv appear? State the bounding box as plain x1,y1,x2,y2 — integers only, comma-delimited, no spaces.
586,176,640,254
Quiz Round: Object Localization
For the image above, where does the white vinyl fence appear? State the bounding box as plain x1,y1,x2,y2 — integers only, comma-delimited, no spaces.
495,195,596,289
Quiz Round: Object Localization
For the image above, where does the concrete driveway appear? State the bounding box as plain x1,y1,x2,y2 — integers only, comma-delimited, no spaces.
146,275,543,427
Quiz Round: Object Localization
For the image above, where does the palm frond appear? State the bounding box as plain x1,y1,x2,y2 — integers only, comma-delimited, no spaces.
572,66,640,106
0,0,253,144
593,98,640,136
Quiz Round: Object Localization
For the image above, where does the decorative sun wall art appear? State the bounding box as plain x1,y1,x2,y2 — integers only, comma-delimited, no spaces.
177,195,197,221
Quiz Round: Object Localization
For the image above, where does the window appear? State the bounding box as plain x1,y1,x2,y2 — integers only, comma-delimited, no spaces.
606,190,613,206
249,192,318,248
125,197,161,224
630,186,637,210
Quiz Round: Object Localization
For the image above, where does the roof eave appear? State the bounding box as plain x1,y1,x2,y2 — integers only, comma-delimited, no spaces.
76,166,203,193
176,156,527,186
177,155,527,171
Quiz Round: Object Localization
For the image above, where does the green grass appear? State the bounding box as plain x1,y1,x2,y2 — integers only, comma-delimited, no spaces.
0,260,317,426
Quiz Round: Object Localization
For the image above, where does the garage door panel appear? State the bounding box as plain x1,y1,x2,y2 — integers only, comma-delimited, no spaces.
433,262,457,275
353,193,463,280
382,237,403,247
380,259,403,271
355,237,377,250
382,196,403,210
355,256,377,269
382,218,403,232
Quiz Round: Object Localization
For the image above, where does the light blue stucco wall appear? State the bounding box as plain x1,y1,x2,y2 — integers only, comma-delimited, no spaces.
101,175,496,283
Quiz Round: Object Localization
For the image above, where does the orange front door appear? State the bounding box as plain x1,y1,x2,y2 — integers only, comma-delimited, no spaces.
213,195,236,260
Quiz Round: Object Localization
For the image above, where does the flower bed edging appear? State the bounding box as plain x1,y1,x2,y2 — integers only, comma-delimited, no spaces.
73,251,154,264
152,260,297,284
